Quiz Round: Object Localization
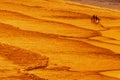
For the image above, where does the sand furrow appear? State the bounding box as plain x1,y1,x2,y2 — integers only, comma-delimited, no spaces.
0,0,120,79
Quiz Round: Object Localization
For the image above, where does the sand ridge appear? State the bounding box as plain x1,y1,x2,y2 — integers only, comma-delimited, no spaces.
0,0,120,79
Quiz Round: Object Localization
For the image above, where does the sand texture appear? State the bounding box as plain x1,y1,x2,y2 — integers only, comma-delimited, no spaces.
0,0,120,80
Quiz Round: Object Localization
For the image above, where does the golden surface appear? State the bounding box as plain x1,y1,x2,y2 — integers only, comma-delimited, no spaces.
0,0,120,80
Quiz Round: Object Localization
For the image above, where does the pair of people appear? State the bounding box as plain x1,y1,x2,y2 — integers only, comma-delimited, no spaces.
91,15,100,24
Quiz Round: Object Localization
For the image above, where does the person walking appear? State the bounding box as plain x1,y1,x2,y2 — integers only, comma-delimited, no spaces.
91,15,100,24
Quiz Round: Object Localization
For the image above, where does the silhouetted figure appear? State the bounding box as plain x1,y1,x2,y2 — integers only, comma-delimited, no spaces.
91,15,100,24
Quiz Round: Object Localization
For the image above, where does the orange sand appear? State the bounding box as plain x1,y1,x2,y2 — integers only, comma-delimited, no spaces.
0,0,120,80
